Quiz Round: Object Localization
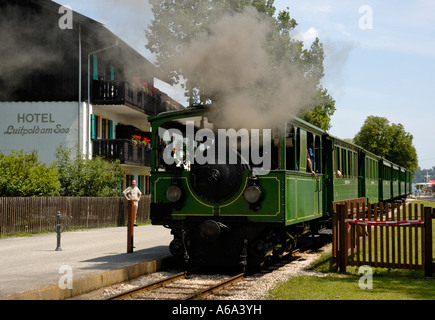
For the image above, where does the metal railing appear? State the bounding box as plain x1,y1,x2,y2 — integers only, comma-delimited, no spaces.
92,139,151,167
92,80,180,115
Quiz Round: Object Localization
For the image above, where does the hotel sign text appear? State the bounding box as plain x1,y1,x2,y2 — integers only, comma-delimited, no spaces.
3,113,70,136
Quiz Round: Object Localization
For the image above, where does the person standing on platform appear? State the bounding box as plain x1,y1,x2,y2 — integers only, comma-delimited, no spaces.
123,179,142,226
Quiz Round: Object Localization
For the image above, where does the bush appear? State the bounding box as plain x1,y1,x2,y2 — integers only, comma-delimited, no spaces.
55,144,125,197
0,150,60,196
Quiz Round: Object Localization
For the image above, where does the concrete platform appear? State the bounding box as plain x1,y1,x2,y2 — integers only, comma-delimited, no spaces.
408,195,435,202
0,225,173,300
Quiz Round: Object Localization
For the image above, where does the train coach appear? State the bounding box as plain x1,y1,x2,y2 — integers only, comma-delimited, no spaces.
148,106,412,268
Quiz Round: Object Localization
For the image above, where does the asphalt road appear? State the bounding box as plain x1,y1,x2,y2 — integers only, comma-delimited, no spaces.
0,225,172,298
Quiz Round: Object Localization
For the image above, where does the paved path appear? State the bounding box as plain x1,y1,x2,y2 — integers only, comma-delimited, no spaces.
0,225,172,298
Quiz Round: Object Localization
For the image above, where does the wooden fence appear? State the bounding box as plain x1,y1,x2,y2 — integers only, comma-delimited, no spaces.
0,196,151,236
333,198,435,277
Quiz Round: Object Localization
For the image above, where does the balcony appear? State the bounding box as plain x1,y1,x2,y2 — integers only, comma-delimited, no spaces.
93,139,151,167
92,80,181,116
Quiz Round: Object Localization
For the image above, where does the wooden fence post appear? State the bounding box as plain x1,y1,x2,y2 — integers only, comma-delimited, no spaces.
337,203,347,273
424,207,433,277
127,199,134,253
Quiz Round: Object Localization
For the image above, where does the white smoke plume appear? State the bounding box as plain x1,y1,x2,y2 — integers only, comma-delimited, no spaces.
0,3,62,99
165,7,319,130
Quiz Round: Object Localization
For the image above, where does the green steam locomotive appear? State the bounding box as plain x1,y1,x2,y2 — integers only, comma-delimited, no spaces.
149,106,412,268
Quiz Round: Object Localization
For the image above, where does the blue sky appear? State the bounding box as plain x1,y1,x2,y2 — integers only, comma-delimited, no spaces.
59,0,435,170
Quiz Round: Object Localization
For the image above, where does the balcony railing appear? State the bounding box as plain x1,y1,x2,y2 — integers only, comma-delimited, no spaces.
93,139,151,167
92,80,181,116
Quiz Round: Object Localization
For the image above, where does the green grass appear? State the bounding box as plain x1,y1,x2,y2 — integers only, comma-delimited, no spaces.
266,273,435,300
265,250,435,300
265,200,435,300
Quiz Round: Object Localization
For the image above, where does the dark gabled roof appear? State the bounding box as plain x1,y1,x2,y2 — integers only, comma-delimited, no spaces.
35,0,169,83
38,0,104,28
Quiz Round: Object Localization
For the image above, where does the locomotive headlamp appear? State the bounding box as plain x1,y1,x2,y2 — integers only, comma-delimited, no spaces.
244,185,262,204
166,185,182,203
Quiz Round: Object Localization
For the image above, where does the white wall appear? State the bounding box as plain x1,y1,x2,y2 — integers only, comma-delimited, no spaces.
90,104,152,191
0,102,79,164
91,104,151,136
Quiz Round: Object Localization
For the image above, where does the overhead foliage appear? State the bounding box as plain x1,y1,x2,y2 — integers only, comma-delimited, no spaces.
298,86,336,131
146,0,335,130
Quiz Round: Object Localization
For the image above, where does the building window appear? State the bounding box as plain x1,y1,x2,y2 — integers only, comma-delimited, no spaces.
102,118,109,139
125,175,133,190
145,175,151,195
138,175,144,193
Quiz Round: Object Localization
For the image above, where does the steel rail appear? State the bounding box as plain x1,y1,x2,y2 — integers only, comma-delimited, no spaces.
184,273,245,300
103,271,187,300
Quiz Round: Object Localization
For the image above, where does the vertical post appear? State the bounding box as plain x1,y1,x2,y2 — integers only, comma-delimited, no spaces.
332,203,337,261
424,207,433,277
127,200,134,253
55,211,62,251
337,204,347,273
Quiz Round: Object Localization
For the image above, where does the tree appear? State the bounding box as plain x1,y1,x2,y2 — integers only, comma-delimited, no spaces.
298,87,336,131
55,145,125,197
0,150,60,197
146,0,335,130
353,116,418,172
388,123,418,172
353,116,391,158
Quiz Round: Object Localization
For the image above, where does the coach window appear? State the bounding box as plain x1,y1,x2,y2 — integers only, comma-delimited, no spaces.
369,159,372,179
296,130,301,171
270,129,281,170
314,135,321,173
299,130,308,172
355,153,358,178
355,153,359,177
339,148,343,177
348,151,355,178
285,125,296,171
334,147,341,178
375,161,378,179
353,152,358,177
307,132,319,173
342,148,347,177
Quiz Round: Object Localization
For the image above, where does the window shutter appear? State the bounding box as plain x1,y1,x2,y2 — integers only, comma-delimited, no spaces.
109,120,113,139
92,55,98,80
91,114,96,139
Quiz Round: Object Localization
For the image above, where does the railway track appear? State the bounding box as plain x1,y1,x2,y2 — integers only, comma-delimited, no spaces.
68,234,330,301
102,236,330,301
104,271,188,300
103,272,245,300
